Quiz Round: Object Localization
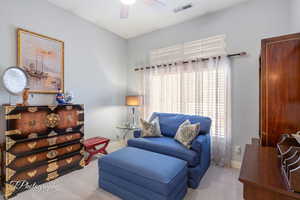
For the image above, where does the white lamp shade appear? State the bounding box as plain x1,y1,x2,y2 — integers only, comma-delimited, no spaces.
126,96,141,106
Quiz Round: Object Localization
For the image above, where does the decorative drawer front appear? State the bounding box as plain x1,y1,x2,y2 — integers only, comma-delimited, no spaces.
56,106,84,130
5,105,84,137
9,133,82,155
9,111,49,135
7,143,83,170
4,160,84,199
6,154,84,182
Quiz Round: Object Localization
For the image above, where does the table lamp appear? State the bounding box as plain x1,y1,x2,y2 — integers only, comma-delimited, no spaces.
126,96,141,128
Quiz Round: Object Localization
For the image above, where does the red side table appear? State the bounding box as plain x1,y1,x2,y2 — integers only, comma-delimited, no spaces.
83,137,110,165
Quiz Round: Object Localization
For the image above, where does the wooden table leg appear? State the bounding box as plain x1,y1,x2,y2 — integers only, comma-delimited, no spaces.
85,148,95,165
99,142,109,155
85,141,110,165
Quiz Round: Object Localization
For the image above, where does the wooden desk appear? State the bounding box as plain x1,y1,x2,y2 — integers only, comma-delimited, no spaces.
239,144,300,200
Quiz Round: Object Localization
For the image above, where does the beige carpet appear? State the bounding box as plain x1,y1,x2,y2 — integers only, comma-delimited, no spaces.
7,141,243,200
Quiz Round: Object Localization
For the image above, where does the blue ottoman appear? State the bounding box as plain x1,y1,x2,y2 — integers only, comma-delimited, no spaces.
98,147,188,200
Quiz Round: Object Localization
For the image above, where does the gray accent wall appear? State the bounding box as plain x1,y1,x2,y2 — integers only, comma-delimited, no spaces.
0,0,128,139
127,0,292,162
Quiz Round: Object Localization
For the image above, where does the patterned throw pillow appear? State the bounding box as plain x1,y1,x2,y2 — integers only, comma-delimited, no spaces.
140,118,162,137
152,117,162,137
175,120,200,148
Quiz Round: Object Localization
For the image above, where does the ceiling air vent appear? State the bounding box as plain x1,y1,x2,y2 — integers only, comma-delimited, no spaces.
174,3,193,13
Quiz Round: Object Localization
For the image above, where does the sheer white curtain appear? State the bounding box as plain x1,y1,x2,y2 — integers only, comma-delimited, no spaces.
139,56,232,167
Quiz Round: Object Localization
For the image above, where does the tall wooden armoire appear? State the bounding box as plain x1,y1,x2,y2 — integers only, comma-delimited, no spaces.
260,33,300,146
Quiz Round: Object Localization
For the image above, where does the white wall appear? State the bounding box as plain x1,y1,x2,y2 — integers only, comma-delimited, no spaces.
290,0,300,32
0,0,128,139
127,0,291,161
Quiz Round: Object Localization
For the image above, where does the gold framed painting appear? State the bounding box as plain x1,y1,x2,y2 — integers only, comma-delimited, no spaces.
17,28,64,94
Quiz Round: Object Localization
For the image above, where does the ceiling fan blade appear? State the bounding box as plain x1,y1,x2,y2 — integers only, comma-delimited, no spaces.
120,5,129,19
144,0,166,7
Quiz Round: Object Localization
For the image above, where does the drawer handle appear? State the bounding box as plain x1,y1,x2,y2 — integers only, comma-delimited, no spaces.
47,138,57,146
67,146,73,152
27,156,37,163
66,135,73,141
47,150,58,159
27,142,37,149
66,158,73,164
27,170,37,178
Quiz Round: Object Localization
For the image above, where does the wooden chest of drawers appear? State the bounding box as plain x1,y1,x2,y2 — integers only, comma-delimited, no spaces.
0,104,85,199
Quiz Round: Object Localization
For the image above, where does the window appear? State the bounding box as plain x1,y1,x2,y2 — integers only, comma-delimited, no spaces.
150,35,226,63
143,35,228,137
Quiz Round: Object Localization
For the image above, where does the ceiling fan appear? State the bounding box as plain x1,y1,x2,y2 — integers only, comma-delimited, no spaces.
120,0,166,19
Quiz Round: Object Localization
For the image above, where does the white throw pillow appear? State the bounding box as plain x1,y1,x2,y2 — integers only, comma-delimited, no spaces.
175,120,200,148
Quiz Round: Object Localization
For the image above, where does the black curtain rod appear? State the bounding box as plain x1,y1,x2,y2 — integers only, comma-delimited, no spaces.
134,52,247,71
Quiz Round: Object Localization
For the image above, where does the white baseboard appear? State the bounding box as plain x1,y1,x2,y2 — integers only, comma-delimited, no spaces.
231,160,242,169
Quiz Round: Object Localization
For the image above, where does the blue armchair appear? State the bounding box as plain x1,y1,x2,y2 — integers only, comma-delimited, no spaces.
127,112,211,189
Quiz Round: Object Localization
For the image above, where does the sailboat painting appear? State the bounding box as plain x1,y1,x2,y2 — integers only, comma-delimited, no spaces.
17,28,64,94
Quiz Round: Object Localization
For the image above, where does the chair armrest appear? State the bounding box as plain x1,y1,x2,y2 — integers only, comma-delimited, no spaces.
191,133,211,175
134,130,142,138
191,133,210,154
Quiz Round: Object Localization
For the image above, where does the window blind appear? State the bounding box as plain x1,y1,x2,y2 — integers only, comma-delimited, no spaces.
150,35,226,63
